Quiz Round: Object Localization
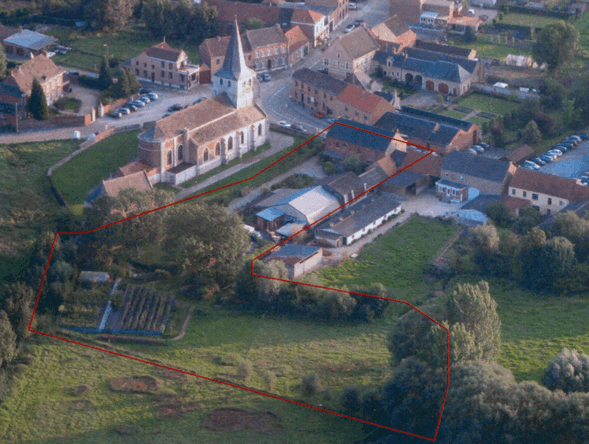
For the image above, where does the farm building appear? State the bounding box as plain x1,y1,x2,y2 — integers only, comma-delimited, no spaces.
79,271,111,283
266,244,323,278
315,195,401,246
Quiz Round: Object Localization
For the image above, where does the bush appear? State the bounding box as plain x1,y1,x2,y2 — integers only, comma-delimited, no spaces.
78,74,101,90
262,370,276,391
340,386,362,415
542,347,589,393
301,372,321,397
237,359,254,381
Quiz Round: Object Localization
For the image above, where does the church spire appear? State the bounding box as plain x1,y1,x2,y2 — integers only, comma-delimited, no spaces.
219,18,250,81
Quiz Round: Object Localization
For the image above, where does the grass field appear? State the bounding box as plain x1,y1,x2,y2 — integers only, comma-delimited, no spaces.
500,12,563,28
446,276,589,383
51,130,140,216
47,25,200,72
467,115,490,127
448,38,533,61
0,139,79,290
458,93,519,117
439,109,469,120
317,216,458,302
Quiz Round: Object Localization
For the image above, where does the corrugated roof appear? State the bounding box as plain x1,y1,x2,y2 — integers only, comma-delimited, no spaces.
442,151,512,183
292,68,348,96
326,118,400,152
4,29,57,50
257,207,285,221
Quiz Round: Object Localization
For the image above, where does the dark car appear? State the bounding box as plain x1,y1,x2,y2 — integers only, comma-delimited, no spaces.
126,104,137,111
139,88,151,94
193,97,205,105
262,73,271,82
167,104,183,112
109,111,121,118
353,19,364,26
578,133,589,140
540,154,553,163
531,157,545,166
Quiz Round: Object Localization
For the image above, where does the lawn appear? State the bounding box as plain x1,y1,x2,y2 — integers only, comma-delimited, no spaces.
54,97,82,113
467,115,490,127
458,93,519,117
51,130,141,216
0,139,79,292
500,12,563,28
47,25,200,72
448,37,532,61
439,109,469,120
446,276,589,383
318,216,459,302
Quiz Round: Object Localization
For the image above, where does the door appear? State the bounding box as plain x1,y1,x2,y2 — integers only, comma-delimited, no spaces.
267,59,272,70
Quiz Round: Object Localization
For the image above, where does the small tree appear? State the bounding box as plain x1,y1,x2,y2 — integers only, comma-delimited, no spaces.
113,68,131,98
237,359,253,382
522,120,542,144
301,372,321,397
0,310,17,368
542,347,589,393
341,386,362,415
242,18,264,30
463,26,477,43
262,370,276,391
127,69,141,94
27,77,49,120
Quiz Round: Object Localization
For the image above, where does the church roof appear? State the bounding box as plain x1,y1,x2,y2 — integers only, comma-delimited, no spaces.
215,19,256,82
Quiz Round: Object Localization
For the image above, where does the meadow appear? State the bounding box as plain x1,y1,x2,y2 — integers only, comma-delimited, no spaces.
457,93,519,117
51,130,140,216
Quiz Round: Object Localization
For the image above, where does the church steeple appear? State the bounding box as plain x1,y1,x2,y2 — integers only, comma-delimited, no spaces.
213,18,256,109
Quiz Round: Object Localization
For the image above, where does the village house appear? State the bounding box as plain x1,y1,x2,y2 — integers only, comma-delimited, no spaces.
315,194,401,247
360,155,430,199
331,84,399,124
0,53,68,120
266,244,323,278
320,172,369,204
85,171,153,208
126,20,269,185
388,0,459,25
322,26,380,80
199,33,252,77
508,168,589,216
414,40,477,59
370,15,417,53
438,151,517,201
0,26,57,59
290,8,330,47
202,0,283,34
305,0,349,30
374,107,481,155
126,41,203,89
397,148,444,189
324,118,406,163
285,25,311,65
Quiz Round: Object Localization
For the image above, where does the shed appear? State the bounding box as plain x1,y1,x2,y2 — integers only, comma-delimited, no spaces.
266,244,323,278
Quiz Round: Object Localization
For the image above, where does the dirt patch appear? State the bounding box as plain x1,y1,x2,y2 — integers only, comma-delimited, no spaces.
154,367,187,381
114,425,140,435
109,376,158,393
68,399,95,409
203,408,284,433
70,385,91,396
158,401,201,420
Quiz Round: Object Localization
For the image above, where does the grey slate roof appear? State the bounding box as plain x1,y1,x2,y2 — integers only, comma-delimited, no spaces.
292,68,348,96
271,244,321,259
321,172,366,196
339,26,380,60
442,151,512,183
386,170,425,187
377,51,472,83
326,118,399,152
215,19,254,81
405,47,479,74
246,25,288,49
437,179,468,189
423,60,472,83
401,106,474,131
4,30,57,50
391,150,407,167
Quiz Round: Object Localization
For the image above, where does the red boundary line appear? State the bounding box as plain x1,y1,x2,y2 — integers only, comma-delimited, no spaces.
28,122,450,442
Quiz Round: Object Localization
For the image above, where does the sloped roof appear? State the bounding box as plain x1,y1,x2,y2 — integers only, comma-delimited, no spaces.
145,41,185,62
501,144,534,163
246,24,287,49
200,34,252,59
326,118,400,152
269,244,322,262
437,178,468,189
423,60,472,83
86,171,153,204
405,46,479,74
3,53,65,93
291,8,324,24
4,29,57,50
339,26,380,60
337,84,395,114
215,19,255,81
257,207,285,221
399,149,444,177
276,186,339,218
285,25,309,51
510,168,589,202
292,68,348,96
256,189,298,208
442,151,512,183
371,14,411,41
322,172,366,196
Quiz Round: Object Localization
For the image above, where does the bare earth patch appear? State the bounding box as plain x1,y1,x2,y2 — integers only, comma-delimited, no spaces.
154,367,187,381
114,425,140,435
203,408,284,433
70,385,91,396
109,376,158,393
68,399,95,409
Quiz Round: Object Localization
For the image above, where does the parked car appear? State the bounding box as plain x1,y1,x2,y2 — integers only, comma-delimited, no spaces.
345,24,356,33
291,124,308,132
523,160,540,170
326,117,337,124
353,19,364,26
125,104,137,111
162,112,172,118
168,104,183,112
568,135,582,142
138,96,150,103
531,157,545,166
562,139,576,147
479,142,490,149
256,74,264,82
118,107,131,115
147,92,158,100
548,149,563,157
262,73,271,82
278,121,291,128
580,175,589,183
473,145,485,153
554,145,568,152
139,88,151,94
109,111,121,118
578,133,589,140
312,111,325,119
467,148,478,155
193,97,205,105
130,100,145,107
348,2,357,9
539,154,552,162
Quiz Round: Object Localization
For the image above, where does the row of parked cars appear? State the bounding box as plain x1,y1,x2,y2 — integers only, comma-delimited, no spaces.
522,133,589,171
110,91,159,118
466,142,490,155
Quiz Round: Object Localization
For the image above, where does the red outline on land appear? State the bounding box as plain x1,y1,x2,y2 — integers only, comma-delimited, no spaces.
28,122,450,442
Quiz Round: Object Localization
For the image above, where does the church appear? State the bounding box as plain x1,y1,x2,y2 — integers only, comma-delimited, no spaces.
131,19,270,185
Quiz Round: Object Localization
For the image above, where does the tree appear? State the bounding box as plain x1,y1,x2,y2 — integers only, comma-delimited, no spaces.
27,77,49,121
463,26,477,43
562,98,580,129
98,56,113,91
522,120,542,144
343,155,363,174
533,112,554,137
242,18,264,30
142,0,169,37
533,21,580,74
127,68,141,94
4,282,36,340
486,202,515,228
543,347,589,393
471,223,500,254
341,386,362,415
112,68,131,98
84,0,135,32
0,310,17,368
540,78,566,110
0,42,6,81
522,236,576,291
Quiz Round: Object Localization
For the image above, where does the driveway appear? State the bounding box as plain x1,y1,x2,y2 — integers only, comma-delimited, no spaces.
67,84,100,115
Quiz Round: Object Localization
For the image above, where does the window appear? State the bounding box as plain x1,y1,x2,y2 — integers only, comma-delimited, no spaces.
345,106,348,111
178,145,184,161
256,51,259,58
255,61,259,69
282,56,286,65
282,45,286,53
295,81,299,87
274,58,278,66
346,62,349,70
228,81,231,86
144,70,147,78
228,137,233,151
460,176,464,182
335,142,340,147
180,75,185,82
135,61,139,66
315,89,318,94
324,92,327,98
355,111,359,117
324,58,328,66
330,95,333,100
151,65,154,70
343,144,347,149
548,197,552,205
169,72,173,79
161,61,164,68
532,193,538,200
560,200,564,206
512,189,516,196
169,63,172,69
220,79,223,85
275,47,279,55
167,150,173,165
364,115,368,120
203,148,209,162
445,172,449,177
216,58,220,65
523,191,527,197
215,142,221,156
144,63,147,67
135,69,139,75
161,70,165,77
308,86,311,92
258,124,263,136
240,131,245,144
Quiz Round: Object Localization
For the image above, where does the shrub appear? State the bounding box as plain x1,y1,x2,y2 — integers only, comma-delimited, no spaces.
301,372,321,397
262,370,277,391
237,359,254,381
340,386,362,415
542,347,589,393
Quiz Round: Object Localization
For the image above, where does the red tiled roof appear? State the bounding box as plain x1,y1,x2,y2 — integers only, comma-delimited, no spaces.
102,171,153,198
510,168,589,202
285,25,310,51
291,8,324,24
399,150,444,177
200,34,252,59
500,196,530,212
3,53,66,93
145,42,185,62
336,84,394,114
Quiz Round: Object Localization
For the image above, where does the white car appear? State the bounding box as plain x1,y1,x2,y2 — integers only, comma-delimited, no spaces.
349,2,357,9
278,121,291,128
345,24,356,33
118,108,130,115
466,148,478,155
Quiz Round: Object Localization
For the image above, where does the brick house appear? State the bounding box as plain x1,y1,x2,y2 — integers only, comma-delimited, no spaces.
200,25,290,74
508,168,589,216
0,53,67,119
322,26,380,80
131,20,269,185
266,244,323,278
325,118,406,164
127,41,201,89
248,25,289,72
285,25,311,65
440,150,516,198
292,67,348,113
370,15,417,53
331,84,398,124
305,0,349,30
290,8,330,47
374,107,481,155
